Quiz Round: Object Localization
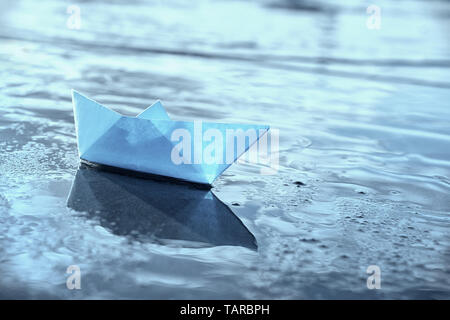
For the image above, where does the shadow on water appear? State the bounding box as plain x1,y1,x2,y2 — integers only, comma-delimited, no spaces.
66,165,257,250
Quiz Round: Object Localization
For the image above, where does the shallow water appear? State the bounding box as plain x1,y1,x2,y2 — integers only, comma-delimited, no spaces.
0,0,449,299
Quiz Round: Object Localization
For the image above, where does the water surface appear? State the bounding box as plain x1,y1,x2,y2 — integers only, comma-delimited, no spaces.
0,0,449,299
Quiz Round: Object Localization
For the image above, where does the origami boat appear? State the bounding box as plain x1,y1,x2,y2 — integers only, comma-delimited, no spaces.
72,90,269,186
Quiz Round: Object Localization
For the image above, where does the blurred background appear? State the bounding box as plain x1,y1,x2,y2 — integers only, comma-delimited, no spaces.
0,0,449,299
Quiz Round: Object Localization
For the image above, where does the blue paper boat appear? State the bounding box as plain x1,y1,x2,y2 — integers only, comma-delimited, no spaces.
72,90,269,186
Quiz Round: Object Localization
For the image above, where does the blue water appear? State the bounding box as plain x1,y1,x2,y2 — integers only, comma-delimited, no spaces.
0,0,449,299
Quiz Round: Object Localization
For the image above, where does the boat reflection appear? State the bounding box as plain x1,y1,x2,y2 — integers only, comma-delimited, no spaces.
67,165,257,249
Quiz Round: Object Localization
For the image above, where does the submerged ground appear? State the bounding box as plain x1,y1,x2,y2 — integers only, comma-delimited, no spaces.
0,0,449,299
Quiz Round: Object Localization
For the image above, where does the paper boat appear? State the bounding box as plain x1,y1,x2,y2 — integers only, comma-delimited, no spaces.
72,90,269,186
